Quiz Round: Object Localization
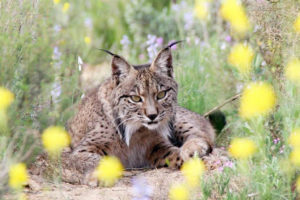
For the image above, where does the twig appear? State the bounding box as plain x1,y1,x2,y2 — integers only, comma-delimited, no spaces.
204,93,242,117
247,193,259,197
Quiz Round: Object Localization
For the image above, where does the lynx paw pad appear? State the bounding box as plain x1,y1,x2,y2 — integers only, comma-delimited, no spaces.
166,153,184,169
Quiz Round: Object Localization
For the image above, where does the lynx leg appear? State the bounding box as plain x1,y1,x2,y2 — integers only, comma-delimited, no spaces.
147,142,183,169
174,107,215,161
66,138,115,186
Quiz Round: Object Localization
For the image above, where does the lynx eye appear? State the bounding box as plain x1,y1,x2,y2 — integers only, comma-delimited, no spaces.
130,95,142,102
157,91,166,100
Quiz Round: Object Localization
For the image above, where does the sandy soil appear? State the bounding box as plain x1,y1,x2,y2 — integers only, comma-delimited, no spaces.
21,148,230,200
25,169,182,200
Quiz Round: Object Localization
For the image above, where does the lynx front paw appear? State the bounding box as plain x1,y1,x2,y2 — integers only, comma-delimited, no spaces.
166,151,184,169
83,170,99,187
153,149,184,169
180,138,212,161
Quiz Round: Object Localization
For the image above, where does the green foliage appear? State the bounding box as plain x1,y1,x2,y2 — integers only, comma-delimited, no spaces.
1,0,300,199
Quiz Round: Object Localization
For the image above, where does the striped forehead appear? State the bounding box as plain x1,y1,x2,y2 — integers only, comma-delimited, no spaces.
135,70,159,95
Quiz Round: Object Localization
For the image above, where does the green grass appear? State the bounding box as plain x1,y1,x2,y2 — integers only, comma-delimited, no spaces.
1,0,300,199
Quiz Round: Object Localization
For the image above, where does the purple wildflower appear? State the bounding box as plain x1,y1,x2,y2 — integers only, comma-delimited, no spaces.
184,12,194,30
53,46,62,60
131,177,153,200
52,46,62,69
273,138,280,144
225,35,232,43
121,35,131,49
224,161,234,168
84,18,93,29
218,166,224,172
156,37,164,46
146,34,158,60
139,54,145,61
51,82,62,103
53,25,61,33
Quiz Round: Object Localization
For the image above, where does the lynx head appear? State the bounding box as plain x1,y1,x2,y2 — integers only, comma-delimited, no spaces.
108,43,180,145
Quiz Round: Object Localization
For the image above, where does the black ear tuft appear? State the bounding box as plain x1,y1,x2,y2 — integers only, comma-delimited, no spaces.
165,40,184,50
98,48,131,85
97,48,119,57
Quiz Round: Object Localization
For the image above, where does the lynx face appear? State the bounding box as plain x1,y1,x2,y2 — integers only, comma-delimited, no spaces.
110,47,178,145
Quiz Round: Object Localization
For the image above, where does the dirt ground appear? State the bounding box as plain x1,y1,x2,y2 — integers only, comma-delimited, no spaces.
25,169,182,200
19,148,230,200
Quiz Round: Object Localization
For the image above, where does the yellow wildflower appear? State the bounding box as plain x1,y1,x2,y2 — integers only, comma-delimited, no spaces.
290,147,300,166
228,138,256,159
194,1,209,20
9,163,28,189
228,43,254,74
220,0,250,34
42,126,70,156
288,128,300,148
53,0,60,4
297,176,300,192
294,14,300,33
0,87,14,110
169,183,189,200
239,82,276,119
95,156,124,186
84,36,91,45
285,58,300,84
181,157,205,187
62,2,70,13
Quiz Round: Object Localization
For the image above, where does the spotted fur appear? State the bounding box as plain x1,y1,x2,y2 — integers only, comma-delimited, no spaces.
65,46,215,185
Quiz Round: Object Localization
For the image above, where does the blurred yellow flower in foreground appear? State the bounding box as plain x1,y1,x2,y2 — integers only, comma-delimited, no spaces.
181,157,205,187
285,58,300,84
0,87,14,110
288,128,300,148
228,43,254,74
194,1,209,20
228,138,256,159
220,0,250,34
239,82,276,119
95,156,124,186
294,14,300,33
62,2,70,13
42,126,70,156
53,0,60,4
9,163,28,189
169,183,189,200
84,36,91,45
297,176,300,192
290,147,300,166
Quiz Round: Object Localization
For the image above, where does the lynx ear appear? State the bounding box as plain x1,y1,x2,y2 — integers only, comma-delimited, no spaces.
111,55,131,85
150,41,183,77
150,48,173,77
97,49,131,85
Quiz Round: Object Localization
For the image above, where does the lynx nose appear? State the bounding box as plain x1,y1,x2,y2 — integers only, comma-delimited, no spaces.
147,114,158,121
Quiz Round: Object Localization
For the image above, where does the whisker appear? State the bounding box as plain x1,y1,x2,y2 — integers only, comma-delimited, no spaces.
116,116,137,129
